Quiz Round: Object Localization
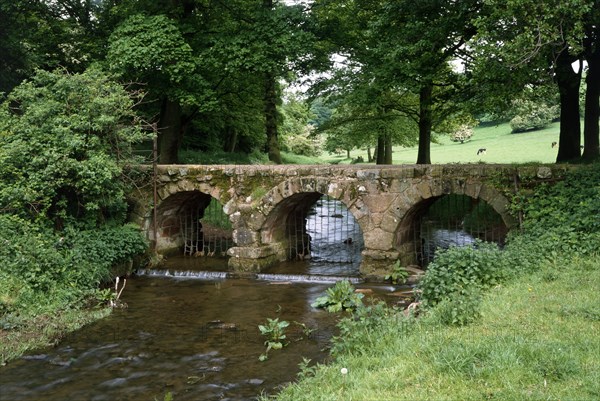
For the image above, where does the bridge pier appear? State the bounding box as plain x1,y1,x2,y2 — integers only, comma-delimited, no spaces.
227,243,286,272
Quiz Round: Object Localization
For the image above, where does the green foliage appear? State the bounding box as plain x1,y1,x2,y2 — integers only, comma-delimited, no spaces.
331,301,409,357
384,260,409,285
258,317,290,361
0,67,149,227
428,286,482,326
509,99,559,133
107,14,197,102
0,215,147,315
516,163,600,256
311,280,364,313
418,241,508,323
199,198,232,231
280,94,322,157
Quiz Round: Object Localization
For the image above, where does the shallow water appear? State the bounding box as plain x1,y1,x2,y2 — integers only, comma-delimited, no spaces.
0,275,344,401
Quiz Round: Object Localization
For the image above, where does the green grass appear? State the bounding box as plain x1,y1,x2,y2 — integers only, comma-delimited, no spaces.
327,121,572,165
269,255,600,400
0,308,111,365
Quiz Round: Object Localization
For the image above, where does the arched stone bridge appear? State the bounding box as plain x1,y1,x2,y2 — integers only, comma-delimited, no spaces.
131,164,568,277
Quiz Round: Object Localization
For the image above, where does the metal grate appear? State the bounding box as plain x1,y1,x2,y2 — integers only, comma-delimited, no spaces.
286,195,363,266
180,198,233,257
416,194,507,266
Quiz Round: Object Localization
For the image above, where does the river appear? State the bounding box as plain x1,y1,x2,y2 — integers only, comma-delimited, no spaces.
0,200,497,400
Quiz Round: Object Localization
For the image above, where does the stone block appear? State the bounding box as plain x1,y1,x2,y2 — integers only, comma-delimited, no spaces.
247,212,266,231
363,229,394,251
416,181,433,199
537,166,552,179
380,212,400,233
233,228,258,246
356,169,380,180
363,194,397,213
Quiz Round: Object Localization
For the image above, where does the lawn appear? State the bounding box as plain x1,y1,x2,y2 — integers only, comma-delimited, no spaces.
327,121,569,165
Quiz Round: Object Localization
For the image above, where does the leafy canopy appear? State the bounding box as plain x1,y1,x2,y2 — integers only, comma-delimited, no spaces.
0,67,150,228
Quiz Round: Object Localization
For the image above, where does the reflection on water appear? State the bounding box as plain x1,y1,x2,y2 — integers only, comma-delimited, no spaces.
0,275,342,401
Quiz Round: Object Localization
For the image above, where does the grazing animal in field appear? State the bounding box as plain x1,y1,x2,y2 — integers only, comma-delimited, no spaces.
552,141,558,148
477,148,487,155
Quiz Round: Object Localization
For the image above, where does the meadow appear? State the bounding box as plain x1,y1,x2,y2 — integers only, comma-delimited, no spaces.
328,121,567,165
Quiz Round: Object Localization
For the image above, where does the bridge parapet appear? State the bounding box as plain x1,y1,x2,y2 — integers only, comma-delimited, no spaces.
134,164,569,277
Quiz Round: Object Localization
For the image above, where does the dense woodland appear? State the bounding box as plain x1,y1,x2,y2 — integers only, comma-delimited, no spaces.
1,0,599,167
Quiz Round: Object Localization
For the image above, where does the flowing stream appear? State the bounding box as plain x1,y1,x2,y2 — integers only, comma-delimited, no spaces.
1,273,344,401
0,201,494,400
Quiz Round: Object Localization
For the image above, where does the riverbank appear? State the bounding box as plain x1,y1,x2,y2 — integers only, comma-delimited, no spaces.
0,307,111,366
269,254,600,400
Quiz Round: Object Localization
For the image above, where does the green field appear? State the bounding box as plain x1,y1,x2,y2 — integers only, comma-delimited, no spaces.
327,121,570,165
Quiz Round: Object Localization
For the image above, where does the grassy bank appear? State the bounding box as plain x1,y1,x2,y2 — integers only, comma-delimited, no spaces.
180,121,570,166
270,255,600,400
0,308,111,365
0,219,147,366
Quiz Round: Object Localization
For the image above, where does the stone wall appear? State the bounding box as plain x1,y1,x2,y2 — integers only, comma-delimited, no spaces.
132,164,569,277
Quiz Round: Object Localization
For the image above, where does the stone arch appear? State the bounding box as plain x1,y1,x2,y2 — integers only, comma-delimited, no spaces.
151,189,231,256
257,177,366,262
394,179,516,266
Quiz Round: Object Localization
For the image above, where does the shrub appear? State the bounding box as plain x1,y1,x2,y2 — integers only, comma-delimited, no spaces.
509,100,559,133
0,67,150,227
0,215,147,314
428,286,483,326
418,241,509,309
450,124,474,143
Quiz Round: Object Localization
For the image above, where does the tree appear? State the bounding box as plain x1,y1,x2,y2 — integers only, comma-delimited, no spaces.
107,13,197,164
582,4,600,161
311,0,481,164
0,68,150,229
472,0,599,162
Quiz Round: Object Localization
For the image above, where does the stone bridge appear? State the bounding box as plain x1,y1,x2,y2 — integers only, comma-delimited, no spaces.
131,164,568,278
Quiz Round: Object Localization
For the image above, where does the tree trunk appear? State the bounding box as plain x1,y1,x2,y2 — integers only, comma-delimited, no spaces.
376,134,386,164
367,147,372,162
264,72,282,164
583,28,600,161
346,149,351,159
224,126,237,153
384,133,393,164
555,51,582,162
417,84,433,164
158,97,182,164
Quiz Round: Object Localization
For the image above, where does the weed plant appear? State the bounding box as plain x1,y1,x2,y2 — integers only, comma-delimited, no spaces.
311,280,364,313
0,217,147,364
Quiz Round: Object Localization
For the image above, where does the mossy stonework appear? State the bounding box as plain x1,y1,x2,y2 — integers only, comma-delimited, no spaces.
131,164,569,277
